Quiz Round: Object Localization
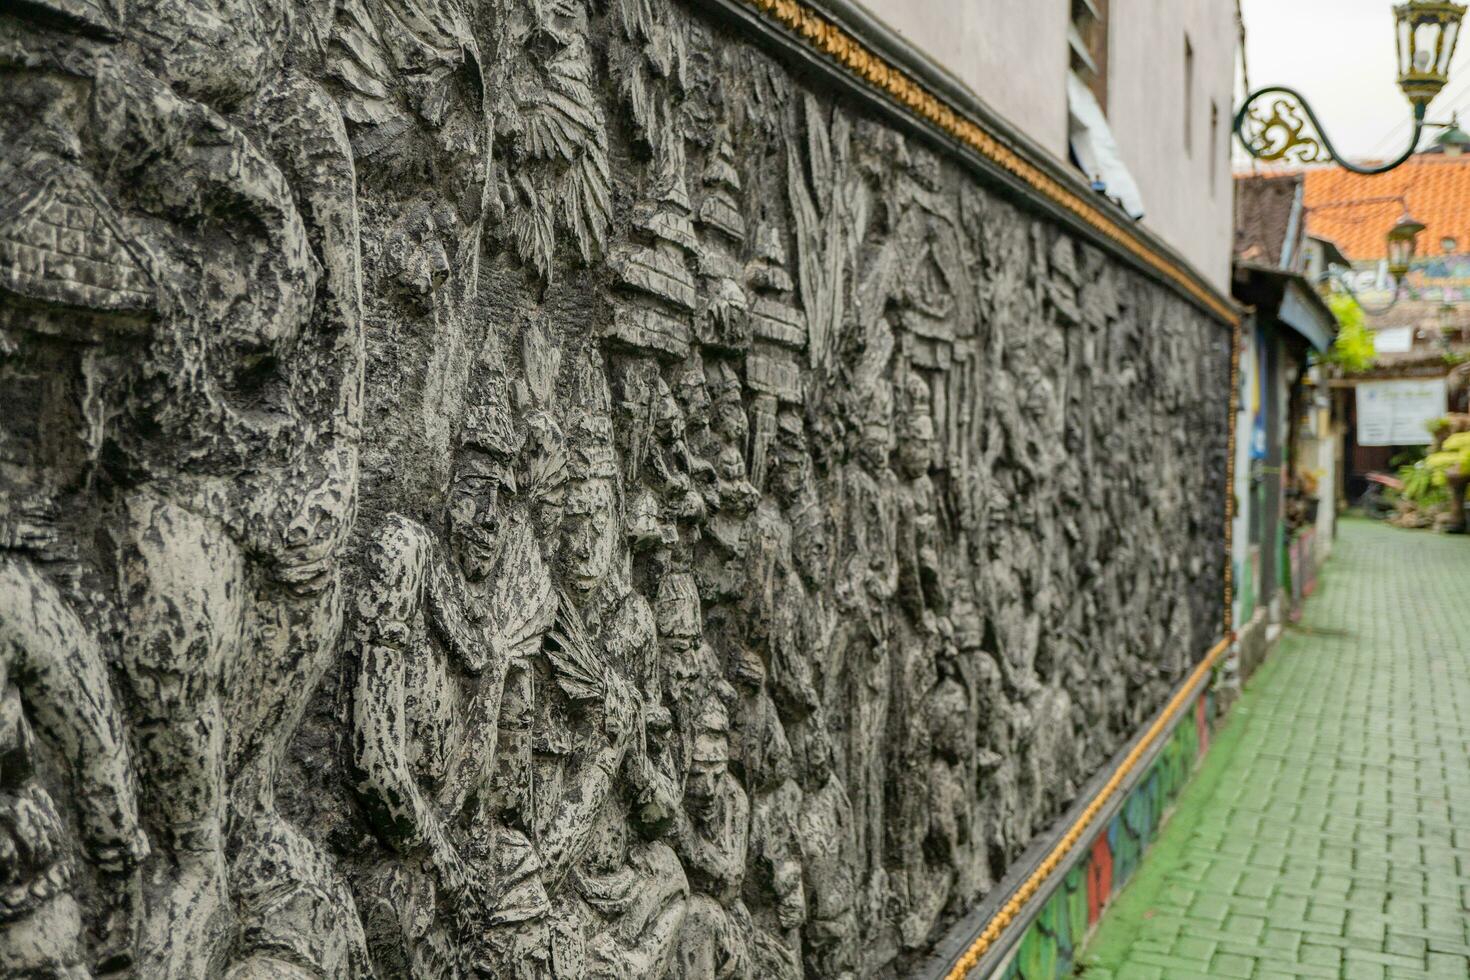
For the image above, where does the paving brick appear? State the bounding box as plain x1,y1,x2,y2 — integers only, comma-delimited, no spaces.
1209,952,1257,978
1080,521,1470,980
1298,940,1343,970
1426,952,1470,978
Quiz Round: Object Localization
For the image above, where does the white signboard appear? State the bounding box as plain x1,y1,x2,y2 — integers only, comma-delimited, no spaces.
1372,327,1414,354
1356,379,1447,446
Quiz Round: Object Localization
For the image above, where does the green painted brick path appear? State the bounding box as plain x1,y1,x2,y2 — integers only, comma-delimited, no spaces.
1078,519,1470,980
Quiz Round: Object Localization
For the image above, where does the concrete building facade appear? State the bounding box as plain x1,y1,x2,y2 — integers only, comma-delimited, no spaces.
859,0,1237,288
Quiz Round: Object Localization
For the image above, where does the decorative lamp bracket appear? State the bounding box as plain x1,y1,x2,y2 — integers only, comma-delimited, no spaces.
1234,0,1466,175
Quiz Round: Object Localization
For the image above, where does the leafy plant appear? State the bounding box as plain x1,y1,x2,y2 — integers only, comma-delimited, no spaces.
1389,445,1427,469
1444,431,1470,453
1324,294,1376,373
1397,460,1449,507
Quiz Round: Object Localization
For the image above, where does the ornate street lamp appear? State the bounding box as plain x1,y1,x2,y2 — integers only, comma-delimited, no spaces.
1386,211,1426,281
1236,0,1467,174
1437,300,1459,335
1317,212,1425,313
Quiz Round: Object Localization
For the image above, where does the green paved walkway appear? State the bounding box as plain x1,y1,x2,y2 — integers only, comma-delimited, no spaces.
1079,519,1470,980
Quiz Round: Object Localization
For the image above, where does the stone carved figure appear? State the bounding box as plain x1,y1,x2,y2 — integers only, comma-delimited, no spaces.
672,697,752,980
0,560,146,977
489,0,612,279
1,0,1232,976
346,363,554,975
2,0,372,973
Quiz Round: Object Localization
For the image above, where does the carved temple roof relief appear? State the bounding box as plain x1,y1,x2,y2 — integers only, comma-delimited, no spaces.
0,0,1230,977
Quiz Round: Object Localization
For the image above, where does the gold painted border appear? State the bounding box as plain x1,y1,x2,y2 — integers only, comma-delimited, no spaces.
741,0,1240,326
944,634,1231,978
939,330,1240,976
732,3,1243,974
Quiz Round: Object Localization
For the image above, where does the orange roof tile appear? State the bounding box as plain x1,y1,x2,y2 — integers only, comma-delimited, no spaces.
1289,154,1470,261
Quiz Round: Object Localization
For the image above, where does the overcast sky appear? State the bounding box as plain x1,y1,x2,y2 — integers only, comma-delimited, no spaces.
1238,0,1470,166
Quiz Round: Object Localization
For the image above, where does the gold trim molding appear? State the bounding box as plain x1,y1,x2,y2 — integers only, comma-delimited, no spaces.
740,0,1240,326
944,635,1231,978
734,4,1243,974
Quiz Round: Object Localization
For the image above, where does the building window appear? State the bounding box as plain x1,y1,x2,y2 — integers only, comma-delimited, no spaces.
1210,100,1220,193
1069,0,1109,113
1184,35,1195,154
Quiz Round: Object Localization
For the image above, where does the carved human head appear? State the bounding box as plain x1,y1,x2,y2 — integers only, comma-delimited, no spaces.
771,410,810,505
655,573,702,654
896,372,935,479
795,709,835,788
450,372,522,581
654,374,686,443
556,351,619,598
687,696,731,817
674,351,711,431
560,479,615,604
707,360,748,447
559,411,618,603
856,381,893,473
790,494,829,589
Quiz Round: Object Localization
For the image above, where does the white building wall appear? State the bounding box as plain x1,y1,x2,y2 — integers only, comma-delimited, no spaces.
855,0,1235,291
1108,0,1236,289
850,1,1071,161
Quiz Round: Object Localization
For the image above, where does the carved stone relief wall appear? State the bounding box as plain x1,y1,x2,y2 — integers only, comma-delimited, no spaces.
0,0,1230,976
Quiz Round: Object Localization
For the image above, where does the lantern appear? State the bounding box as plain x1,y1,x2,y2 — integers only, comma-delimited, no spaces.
1387,212,1426,282
1396,0,1468,108
1438,301,1458,334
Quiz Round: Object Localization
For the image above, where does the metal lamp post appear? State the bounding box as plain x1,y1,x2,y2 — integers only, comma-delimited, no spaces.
1386,211,1427,280
1319,212,1426,313
1235,0,1467,174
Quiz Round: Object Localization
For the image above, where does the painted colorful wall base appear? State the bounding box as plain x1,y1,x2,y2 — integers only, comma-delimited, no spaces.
1289,527,1319,620
991,689,1217,980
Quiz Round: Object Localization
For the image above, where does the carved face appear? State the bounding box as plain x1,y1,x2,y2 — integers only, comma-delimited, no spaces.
858,419,891,473
716,444,746,483
676,365,711,432
656,574,702,661
791,498,829,588
686,732,728,821
772,438,810,507
712,396,748,447
655,380,685,443
800,717,834,787
448,450,511,581
897,410,934,479
559,478,615,601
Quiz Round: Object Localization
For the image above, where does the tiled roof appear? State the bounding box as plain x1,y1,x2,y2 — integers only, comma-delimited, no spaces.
1234,173,1304,270
1296,154,1470,261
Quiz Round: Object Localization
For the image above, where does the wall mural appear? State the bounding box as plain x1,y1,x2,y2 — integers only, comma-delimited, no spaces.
0,0,1230,976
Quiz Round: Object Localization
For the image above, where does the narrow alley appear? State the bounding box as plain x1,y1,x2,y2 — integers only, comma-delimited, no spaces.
1080,520,1470,980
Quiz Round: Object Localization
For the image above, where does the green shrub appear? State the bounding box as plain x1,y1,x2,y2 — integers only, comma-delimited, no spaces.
1444,431,1470,454
1398,459,1450,507
1325,294,1376,373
